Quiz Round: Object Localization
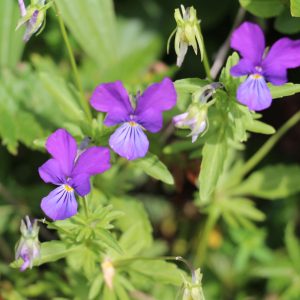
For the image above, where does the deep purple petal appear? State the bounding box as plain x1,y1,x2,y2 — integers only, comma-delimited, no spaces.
109,123,149,160
72,146,111,177
38,159,65,185
230,58,256,77
237,75,272,111
41,185,78,220
262,38,300,85
46,129,77,177
231,22,265,65
90,81,133,126
135,78,177,132
71,173,91,196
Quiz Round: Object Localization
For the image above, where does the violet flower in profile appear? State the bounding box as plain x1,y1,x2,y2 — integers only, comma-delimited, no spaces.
39,129,111,220
15,216,40,271
90,78,177,160
230,22,300,111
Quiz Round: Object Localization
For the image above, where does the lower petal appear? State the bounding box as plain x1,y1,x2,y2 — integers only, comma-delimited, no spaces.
109,123,149,160
237,75,272,111
41,185,78,221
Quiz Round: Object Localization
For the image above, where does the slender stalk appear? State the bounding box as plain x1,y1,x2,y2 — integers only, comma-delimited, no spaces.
194,205,220,266
238,110,300,178
82,196,89,218
201,41,212,81
53,2,92,122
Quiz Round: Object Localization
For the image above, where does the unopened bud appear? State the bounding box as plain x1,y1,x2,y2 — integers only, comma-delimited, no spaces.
15,216,40,271
182,269,205,300
101,258,115,290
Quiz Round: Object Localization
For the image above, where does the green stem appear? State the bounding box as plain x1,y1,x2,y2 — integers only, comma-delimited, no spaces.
82,196,89,218
202,45,212,81
238,110,300,178
194,205,220,266
53,2,92,122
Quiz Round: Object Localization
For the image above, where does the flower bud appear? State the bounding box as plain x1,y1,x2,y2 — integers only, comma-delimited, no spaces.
101,258,115,290
16,0,51,42
168,5,204,67
15,216,40,271
182,269,205,300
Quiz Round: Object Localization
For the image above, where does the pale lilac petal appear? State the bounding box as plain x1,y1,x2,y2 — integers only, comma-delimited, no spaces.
72,146,111,177
135,78,177,132
173,112,189,127
262,38,300,85
90,81,133,126
23,10,40,42
46,129,77,177
70,173,91,196
237,75,272,111
41,185,78,220
109,123,149,160
230,59,256,77
18,0,27,17
231,22,265,65
38,159,65,185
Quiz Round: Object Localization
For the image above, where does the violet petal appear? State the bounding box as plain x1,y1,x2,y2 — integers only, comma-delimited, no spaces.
237,75,272,111
109,123,149,160
38,158,65,185
230,58,256,77
41,185,78,220
90,81,133,126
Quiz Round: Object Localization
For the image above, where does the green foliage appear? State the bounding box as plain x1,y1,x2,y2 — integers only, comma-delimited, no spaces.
291,0,300,17
275,8,300,34
239,0,284,17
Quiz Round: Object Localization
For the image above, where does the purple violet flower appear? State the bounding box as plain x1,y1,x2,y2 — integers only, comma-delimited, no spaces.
15,216,40,271
39,129,111,221
230,22,300,111
90,78,177,160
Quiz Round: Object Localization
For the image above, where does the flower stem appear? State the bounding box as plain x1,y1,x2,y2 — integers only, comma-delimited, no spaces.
53,2,92,122
238,110,300,178
82,196,89,218
194,205,220,266
202,45,212,81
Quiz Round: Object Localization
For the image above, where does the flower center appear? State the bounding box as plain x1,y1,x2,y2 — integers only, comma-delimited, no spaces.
128,121,138,127
252,73,262,79
64,184,74,192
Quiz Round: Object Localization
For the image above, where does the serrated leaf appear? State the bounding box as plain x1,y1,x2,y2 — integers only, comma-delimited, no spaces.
11,241,80,268
285,222,300,271
232,164,300,200
0,0,24,68
291,0,300,17
134,152,174,185
198,129,227,205
239,0,284,18
269,82,300,99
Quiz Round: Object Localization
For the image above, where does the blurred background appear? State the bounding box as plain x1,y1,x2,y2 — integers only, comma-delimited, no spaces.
1,0,300,299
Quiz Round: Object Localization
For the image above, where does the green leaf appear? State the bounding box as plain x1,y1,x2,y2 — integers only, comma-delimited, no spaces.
174,78,210,111
269,82,300,99
285,222,300,271
198,129,227,205
88,274,103,300
244,119,275,135
291,0,300,17
239,0,284,18
220,197,265,229
0,0,24,68
275,8,300,34
232,164,300,200
11,241,80,268
133,152,174,185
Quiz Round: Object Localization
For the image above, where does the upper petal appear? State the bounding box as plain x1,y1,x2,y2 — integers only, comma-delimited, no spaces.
41,185,78,221
38,159,65,185
262,38,300,85
236,75,272,111
109,123,149,160
230,58,256,77
46,129,77,177
135,78,177,132
231,22,265,65
90,81,133,126
72,146,111,177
